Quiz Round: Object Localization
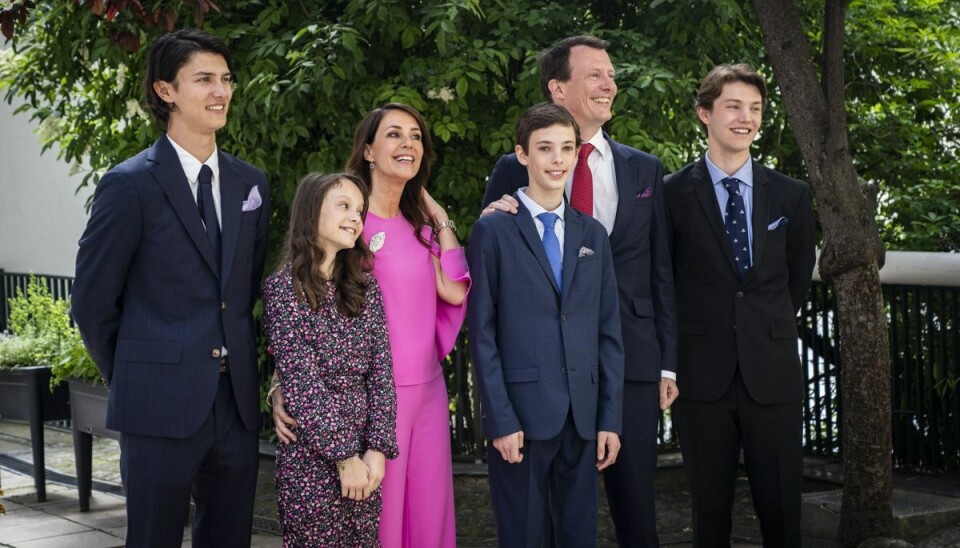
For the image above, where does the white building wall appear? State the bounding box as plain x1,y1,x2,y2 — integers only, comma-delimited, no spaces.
0,97,92,277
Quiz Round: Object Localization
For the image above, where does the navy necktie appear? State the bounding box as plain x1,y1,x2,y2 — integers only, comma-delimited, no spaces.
197,164,221,269
721,177,751,279
538,212,562,288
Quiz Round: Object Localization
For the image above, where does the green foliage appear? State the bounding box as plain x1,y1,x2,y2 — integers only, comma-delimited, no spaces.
0,0,957,255
0,275,72,367
50,326,101,388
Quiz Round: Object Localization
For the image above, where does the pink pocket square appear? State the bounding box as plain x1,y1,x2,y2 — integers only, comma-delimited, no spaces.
638,187,653,199
242,186,262,212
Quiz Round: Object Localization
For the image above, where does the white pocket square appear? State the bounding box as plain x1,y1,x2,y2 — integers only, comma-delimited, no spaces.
767,216,788,231
578,246,595,258
242,186,262,212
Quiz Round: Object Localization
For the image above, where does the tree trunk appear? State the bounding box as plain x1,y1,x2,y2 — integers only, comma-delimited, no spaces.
752,0,893,545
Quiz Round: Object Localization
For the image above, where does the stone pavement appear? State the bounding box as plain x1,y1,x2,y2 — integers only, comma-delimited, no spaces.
3,419,960,547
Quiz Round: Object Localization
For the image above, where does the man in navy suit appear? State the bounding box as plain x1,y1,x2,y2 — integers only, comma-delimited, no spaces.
469,102,623,546
664,64,816,546
483,35,677,547
72,29,270,547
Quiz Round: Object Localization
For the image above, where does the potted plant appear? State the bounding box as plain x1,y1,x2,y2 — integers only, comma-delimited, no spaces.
48,310,118,512
0,275,72,501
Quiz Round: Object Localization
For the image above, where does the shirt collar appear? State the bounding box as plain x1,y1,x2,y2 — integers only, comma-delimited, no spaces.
517,187,566,222
705,152,753,188
584,129,610,159
166,134,220,183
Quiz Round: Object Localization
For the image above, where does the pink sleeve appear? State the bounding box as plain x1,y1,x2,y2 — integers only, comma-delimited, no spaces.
433,244,471,362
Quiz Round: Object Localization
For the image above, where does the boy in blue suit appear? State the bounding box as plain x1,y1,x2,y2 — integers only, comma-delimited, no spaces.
468,103,624,547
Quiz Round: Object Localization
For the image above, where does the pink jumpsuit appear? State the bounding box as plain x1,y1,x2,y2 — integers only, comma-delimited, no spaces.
363,211,469,548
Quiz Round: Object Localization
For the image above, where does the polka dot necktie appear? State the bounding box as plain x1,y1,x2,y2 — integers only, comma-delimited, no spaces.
570,142,595,216
721,177,751,279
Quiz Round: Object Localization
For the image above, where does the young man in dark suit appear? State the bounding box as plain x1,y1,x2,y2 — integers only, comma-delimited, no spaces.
72,29,270,547
664,64,816,546
483,35,678,547
469,102,624,547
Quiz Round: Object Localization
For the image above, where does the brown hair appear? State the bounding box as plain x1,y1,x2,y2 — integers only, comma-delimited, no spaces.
695,63,768,131
515,103,582,153
538,35,610,101
280,172,373,317
345,103,435,248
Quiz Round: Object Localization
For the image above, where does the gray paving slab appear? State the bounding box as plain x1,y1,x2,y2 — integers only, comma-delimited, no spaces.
0,515,92,543
15,530,125,548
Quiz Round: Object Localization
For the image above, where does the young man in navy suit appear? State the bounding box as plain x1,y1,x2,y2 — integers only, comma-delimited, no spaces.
72,29,270,547
664,64,816,546
483,35,677,547
469,102,624,547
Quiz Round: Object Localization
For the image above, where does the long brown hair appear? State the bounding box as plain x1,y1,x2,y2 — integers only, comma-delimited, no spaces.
280,172,373,317
345,103,434,247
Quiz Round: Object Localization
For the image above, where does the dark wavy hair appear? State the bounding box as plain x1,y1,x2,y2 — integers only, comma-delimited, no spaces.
345,103,434,248
538,35,610,102
280,172,373,317
144,28,233,129
695,63,768,132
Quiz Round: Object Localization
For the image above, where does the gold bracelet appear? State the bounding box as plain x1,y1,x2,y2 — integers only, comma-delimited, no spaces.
265,381,280,407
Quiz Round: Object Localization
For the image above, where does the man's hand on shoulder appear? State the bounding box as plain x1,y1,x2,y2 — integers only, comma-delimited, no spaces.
481,194,519,218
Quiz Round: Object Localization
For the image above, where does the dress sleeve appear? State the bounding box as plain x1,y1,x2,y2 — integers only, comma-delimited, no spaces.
361,279,399,459
263,271,361,462
431,238,472,362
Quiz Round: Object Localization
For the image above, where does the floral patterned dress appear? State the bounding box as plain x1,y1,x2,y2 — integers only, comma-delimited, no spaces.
264,264,399,547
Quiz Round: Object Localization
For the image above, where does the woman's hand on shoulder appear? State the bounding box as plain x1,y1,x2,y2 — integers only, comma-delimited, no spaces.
421,187,448,224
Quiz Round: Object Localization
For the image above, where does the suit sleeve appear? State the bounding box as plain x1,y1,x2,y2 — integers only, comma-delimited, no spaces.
482,155,524,209
467,219,522,439
71,170,143,383
596,233,625,434
787,184,816,313
649,159,678,375
362,280,399,459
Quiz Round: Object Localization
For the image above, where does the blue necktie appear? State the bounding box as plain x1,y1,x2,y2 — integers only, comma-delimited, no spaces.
538,212,562,288
721,177,751,279
197,164,221,269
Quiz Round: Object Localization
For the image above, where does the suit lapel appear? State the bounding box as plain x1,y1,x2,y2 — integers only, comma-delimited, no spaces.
218,151,244,288
608,137,635,243
513,199,561,294
748,161,771,280
561,208,584,299
691,159,740,278
148,137,219,277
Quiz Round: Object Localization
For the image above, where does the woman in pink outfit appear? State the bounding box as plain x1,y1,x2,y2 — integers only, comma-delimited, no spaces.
273,103,469,547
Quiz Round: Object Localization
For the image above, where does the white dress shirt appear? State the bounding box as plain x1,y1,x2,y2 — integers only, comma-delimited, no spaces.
167,134,223,229
565,129,618,235
517,188,565,260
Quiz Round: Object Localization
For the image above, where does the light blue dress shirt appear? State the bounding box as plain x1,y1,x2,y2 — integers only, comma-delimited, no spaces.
705,153,754,264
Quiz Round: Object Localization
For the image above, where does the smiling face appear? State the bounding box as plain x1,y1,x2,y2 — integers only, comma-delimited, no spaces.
516,123,578,209
363,109,424,186
154,51,232,139
550,45,617,139
697,80,763,164
316,179,365,258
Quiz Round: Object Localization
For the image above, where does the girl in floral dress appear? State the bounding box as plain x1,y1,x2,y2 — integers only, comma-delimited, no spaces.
263,172,398,547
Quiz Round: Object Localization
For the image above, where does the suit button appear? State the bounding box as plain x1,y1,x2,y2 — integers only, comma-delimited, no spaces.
211,348,221,358
221,301,228,310
561,368,567,374
561,314,567,322
736,291,744,298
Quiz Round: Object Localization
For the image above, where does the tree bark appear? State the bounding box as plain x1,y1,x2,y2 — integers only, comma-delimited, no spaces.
752,0,893,545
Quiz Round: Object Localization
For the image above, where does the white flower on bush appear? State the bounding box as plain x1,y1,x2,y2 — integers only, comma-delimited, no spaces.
125,99,149,121
427,86,455,103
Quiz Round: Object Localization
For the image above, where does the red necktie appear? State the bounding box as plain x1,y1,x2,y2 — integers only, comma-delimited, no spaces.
570,142,595,216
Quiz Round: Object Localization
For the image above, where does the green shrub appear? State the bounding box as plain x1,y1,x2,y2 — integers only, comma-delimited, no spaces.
0,275,70,368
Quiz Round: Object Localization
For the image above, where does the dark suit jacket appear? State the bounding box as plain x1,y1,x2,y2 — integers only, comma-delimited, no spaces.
72,136,271,438
467,197,624,441
664,158,815,404
483,135,677,382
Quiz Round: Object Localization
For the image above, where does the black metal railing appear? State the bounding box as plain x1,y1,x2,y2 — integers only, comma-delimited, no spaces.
0,270,75,333
5,269,959,471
